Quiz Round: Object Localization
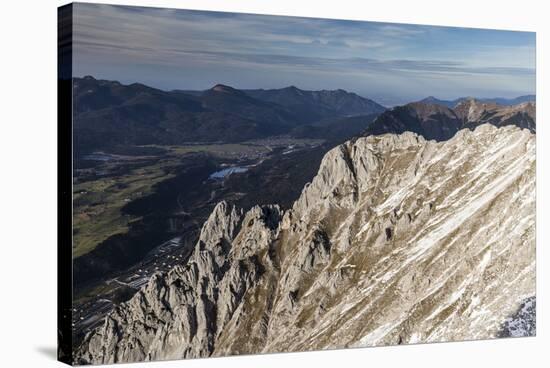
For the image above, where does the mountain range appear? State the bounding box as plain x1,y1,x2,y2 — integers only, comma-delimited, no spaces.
75,123,535,364
73,77,386,156
73,77,535,157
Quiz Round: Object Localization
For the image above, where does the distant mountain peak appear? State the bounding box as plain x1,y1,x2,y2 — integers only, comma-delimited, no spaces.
281,85,305,95
454,97,476,107
211,84,237,93
454,98,497,114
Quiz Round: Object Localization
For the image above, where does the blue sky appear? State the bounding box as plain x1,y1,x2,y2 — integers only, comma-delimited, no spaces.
73,3,535,105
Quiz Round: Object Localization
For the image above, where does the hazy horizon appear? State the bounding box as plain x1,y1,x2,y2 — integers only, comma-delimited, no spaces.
73,3,536,106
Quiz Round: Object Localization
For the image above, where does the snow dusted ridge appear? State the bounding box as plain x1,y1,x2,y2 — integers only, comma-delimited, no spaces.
76,124,535,364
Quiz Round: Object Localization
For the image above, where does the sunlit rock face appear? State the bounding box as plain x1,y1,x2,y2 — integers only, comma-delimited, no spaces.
76,124,535,365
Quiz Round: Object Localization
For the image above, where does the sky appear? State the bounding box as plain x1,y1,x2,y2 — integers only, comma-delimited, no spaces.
72,3,536,106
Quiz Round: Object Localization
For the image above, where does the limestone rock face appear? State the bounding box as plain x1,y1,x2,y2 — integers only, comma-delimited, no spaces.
76,124,535,364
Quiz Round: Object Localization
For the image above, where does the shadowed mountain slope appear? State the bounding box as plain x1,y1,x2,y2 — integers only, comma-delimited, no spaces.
244,86,386,123
73,78,386,156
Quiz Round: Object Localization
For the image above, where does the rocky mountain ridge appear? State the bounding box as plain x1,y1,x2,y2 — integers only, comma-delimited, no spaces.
244,86,386,122
364,99,535,141
454,98,536,131
76,123,535,364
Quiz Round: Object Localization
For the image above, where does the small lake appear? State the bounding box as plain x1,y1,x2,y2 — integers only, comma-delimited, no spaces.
209,166,248,180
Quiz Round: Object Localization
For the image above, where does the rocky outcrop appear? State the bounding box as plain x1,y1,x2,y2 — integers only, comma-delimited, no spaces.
76,124,535,364
76,202,282,364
